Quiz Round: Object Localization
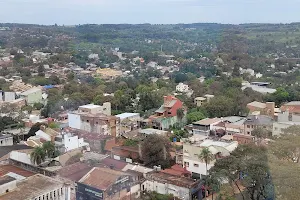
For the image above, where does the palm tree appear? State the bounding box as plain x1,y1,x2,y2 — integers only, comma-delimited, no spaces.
42,141,56,158
30,146,46,165
199,147,214,198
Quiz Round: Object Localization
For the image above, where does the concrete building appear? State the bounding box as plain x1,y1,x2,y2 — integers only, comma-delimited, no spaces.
243,115,273,135
194,97,206,107
54,132,89,153
247,101,275,118
176,83,189,93
0,92,16,102
76,167,134,200
143,171,201,200
0,134,13,146
181,138,238,179
68,103,120,137
272,110,300,136
116,113,140,134
0,174,71,200
19,87,42,105
148,96,185,130
192,118,222,136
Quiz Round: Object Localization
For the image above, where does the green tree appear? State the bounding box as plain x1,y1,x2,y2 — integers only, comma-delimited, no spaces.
187,111,206,124
30,146,46,165
141,134,172,168
199,148,214,199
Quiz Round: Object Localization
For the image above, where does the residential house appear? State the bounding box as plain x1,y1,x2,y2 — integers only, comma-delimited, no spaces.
0,134,13,146
0,92,16,102
54,132,89,153
272,110,300,136
214,122,244,135
34,126,59,142
19,87,43,105
181,138,238,179
111,146,141,163
247,101,275,118
149,96,184,130
243,115,273,135
192,118,222,136
116,113,140,135
232,134,255,144
0,174,71,200
68,103,120,137
142,170,202,200
176,83,189,93
280,101,300,115
76,167,134,200
194,97,206,107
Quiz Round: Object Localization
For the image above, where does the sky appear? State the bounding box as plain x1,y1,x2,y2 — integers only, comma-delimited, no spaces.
0,0,300,25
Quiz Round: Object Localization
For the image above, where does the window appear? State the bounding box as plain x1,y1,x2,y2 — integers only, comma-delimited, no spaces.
247,132,250,135
251,125,254,128
184,161,189,167
194,163,199,167
6,189,9,193
87,120,89,122
0,140,2,144
247,125,250,128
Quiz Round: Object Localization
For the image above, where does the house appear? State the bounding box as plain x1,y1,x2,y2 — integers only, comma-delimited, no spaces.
68,103,120,137
142,170,202,200
194,97,206,107
0,91,16,102
232,134,255,144
69,129,116,153
116,113,140,135
88,53,99,60
280,101,300,115
111,146,140,163
243,115,273,135
247,101,275,118
54,132,89,153
176,83,189,93
76,167,134,200
181,138,238,179
0,174,71,200
148,96,184,130
35,126,59,142
19,87,42,105
0,134,13,146
214,122,244,135
272,110,300,136
192,118,222,136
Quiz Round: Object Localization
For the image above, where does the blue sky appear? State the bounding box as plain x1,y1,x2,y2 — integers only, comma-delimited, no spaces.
0,0,299,25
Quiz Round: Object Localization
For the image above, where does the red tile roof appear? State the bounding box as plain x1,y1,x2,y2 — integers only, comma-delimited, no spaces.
99,158,127,171
57,162,92,182
0,165,35,177
79,167,126,191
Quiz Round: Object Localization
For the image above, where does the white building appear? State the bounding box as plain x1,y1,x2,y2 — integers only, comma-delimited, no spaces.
54,132,89,153
240,68,255,76
0,174,71,200
88,53,99,60
182,138,238,179
176,83,189,93
255,73,263,78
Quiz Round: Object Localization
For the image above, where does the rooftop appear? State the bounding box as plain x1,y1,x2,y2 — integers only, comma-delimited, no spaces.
193,118,222,126
194,97,206,101
20,87,41,96
0,145,33,159
57,162,92,182
115,113,140,120
99,157,128,171
79,167,127,191
0,174,65,200
0,176,16,185
0,165,36,178
245,115,273,125
79,104,101,109
146,171,199,188
139,128,168,135
247,101,266,109
284,101,300,106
